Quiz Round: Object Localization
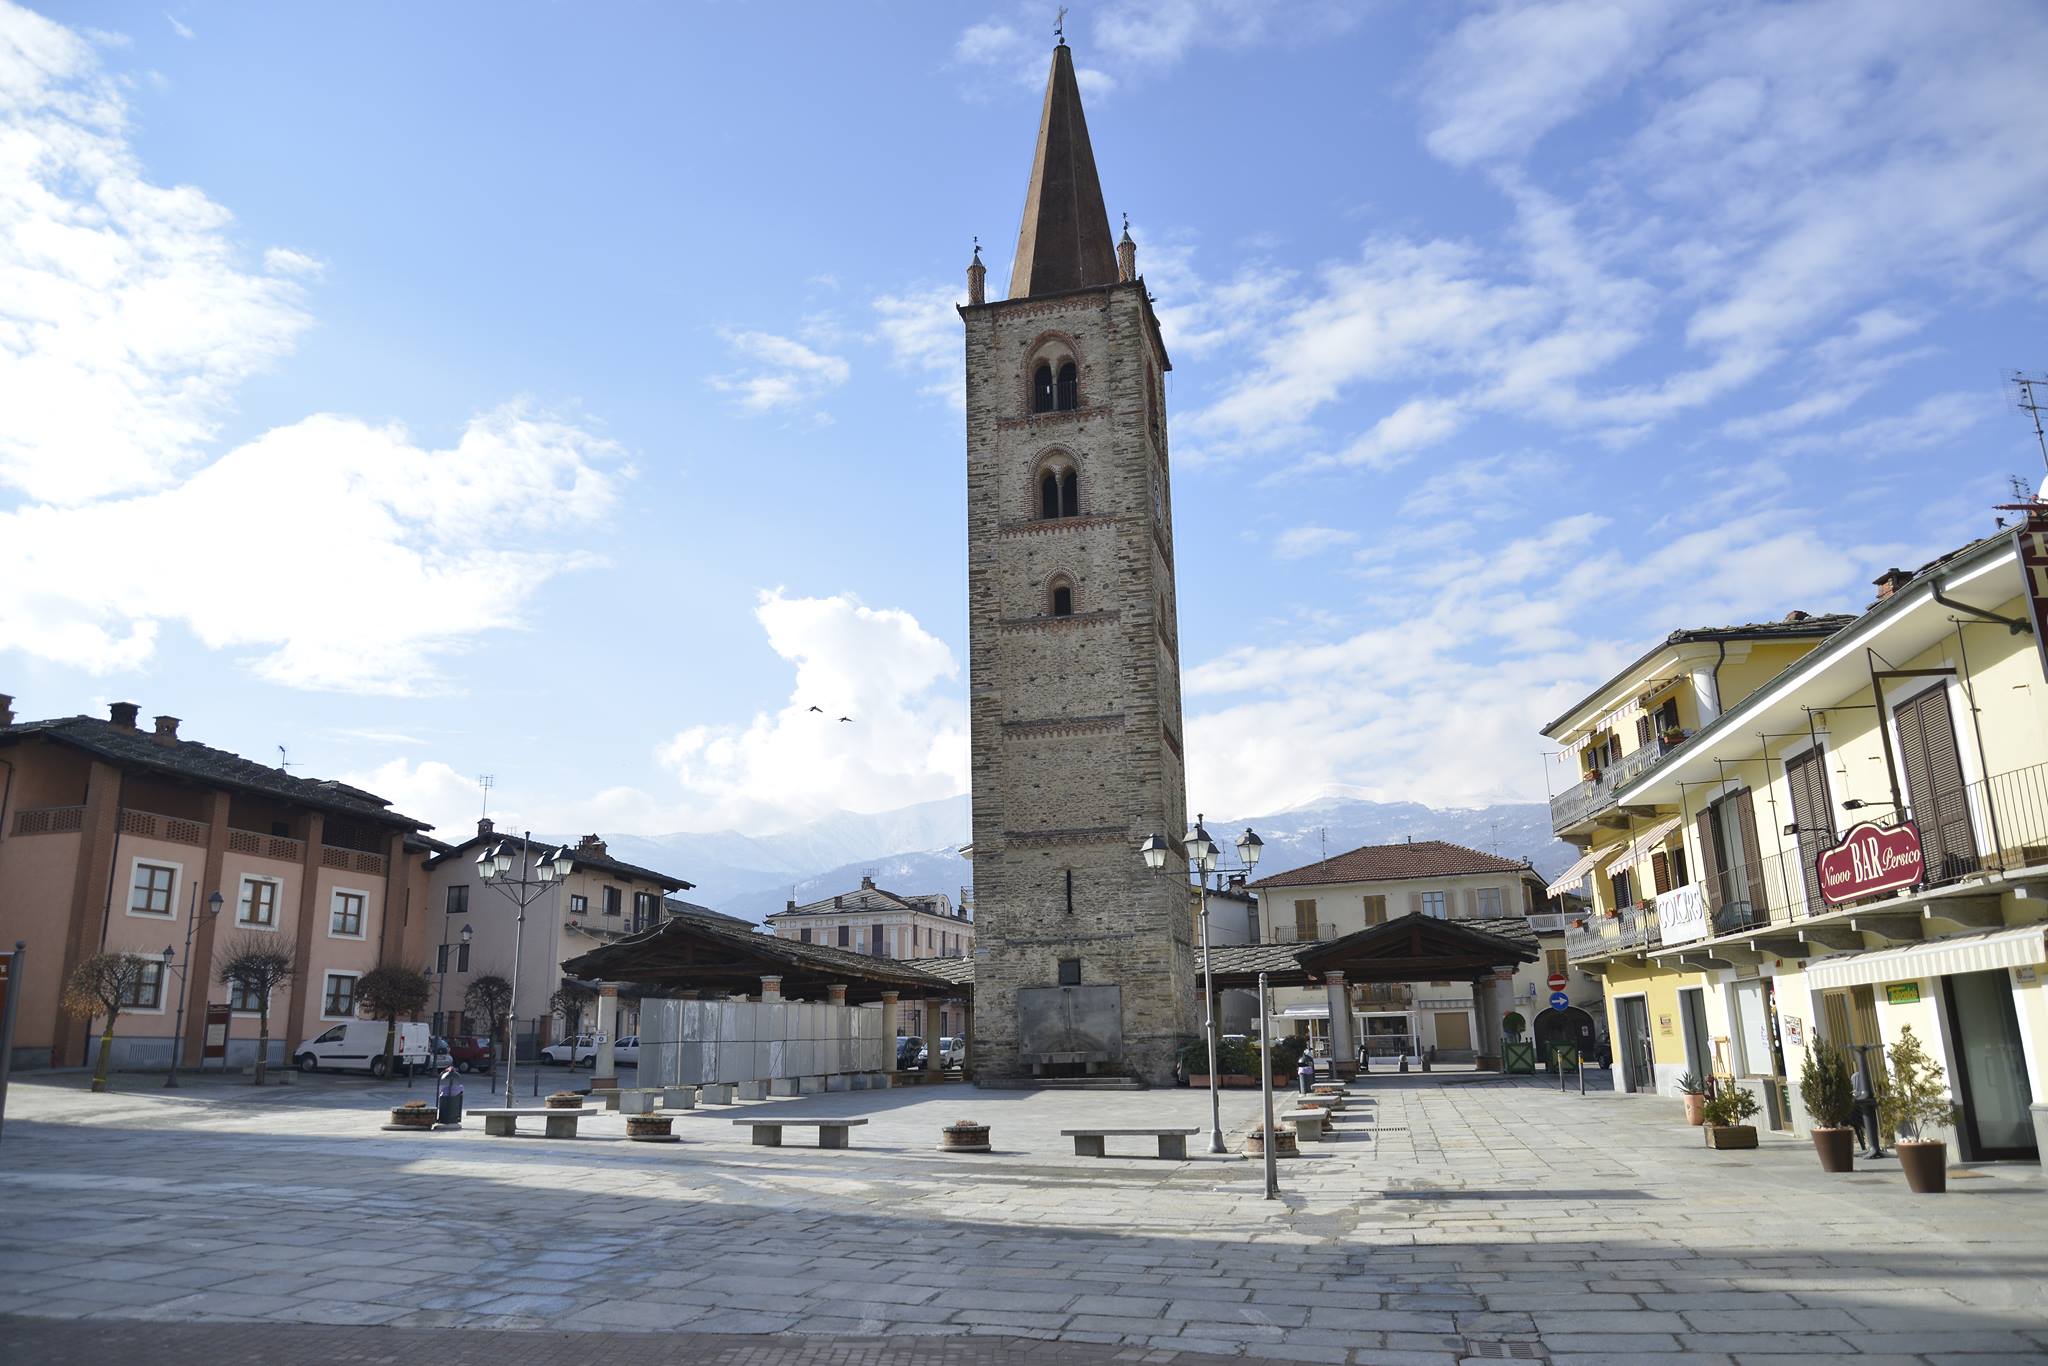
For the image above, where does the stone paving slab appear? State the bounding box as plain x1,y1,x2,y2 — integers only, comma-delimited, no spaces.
0,1069,2043,1363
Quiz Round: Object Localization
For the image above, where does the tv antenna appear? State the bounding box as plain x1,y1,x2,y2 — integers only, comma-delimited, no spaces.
478,773,495,820
277,745,290,773
2014,371,2048,476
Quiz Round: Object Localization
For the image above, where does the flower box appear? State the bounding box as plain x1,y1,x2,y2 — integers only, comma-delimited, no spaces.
1703,1124,1757,1150
625,1114,676,1142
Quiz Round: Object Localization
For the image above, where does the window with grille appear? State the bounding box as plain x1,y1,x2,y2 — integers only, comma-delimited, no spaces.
130,861,177,916
239,877,279,927
322,973,358,1017
330,890,365,937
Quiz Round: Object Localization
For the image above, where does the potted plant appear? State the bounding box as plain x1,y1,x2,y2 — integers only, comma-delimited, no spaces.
1700,1084,1760,1148
1879,1026,1959,1193
1659,726,1685,746
1798,1040,1857,1172
1675,1071,1707,1126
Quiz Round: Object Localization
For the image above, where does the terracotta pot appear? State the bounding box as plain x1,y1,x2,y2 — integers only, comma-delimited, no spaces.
1897,1139,1948,1193
1682,1093,1706,1126
1704,1124,1757,1150
1811,1126,1855,1172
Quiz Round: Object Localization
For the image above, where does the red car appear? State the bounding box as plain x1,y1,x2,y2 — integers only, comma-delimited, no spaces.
440,1035,495,1073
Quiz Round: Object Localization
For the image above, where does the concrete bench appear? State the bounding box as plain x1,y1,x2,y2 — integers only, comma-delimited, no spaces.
698,1083,736,1105
660,1086,697,1110
732,1117,869,1149
1282,1108,1328,1142
471,1106,599,1139
1062,1127,1200,1160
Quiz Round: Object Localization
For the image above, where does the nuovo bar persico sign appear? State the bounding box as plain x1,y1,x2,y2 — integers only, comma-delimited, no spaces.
1816,820,1926,907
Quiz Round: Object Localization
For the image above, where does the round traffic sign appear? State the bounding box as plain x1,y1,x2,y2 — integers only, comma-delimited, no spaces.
1549,991,1570,1011
1547,972,1567,992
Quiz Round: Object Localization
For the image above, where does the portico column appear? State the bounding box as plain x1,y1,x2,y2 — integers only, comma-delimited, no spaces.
826,984,847,1006
924,999,944,1079
591,984,619,1089
1324,971,1355,1078
760,975,782,1003
879,990,900,1086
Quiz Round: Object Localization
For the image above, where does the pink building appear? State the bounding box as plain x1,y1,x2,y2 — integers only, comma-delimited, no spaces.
0,697,432,1072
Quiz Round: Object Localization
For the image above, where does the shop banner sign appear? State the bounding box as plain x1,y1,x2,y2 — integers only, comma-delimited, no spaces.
1657,883,1709,946
2018,504,2048,684
1816,820,1925,906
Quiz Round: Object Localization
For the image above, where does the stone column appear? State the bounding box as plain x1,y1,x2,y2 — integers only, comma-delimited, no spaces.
1324,971,1355,1079
924,999,944,1079
591,984,619,1089
826,984,847,1006
879,990,900,1085
760,975,782,1003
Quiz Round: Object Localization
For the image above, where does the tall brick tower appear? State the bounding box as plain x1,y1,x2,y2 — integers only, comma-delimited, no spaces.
960,41,1195,1085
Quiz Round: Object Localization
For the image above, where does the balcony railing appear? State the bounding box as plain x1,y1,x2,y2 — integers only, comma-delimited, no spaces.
1524,911,1568,933
1270,921,1339,944
1353,984,1413,1008
1564,901,1661,961
1549,740,1667,831
11,805,84,836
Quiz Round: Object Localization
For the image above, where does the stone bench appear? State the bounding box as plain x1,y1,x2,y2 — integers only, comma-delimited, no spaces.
471,1106,599,1139
1062,1127,1199,1160
732,1117,869,1149
597,1086,699,1114
698,1083,736,1105
1282,1108,1328,1142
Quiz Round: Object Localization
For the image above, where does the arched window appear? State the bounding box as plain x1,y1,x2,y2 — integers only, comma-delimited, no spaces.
1060,469,1078,517
1040,472,1061,520
1056,361,1078,411
1032,364,1055,414
1049,577,1075,617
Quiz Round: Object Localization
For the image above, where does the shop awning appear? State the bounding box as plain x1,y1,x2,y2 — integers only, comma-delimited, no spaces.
1607,816,1682,876
1804,924,2047,992
1280,1004,1329,1019
1546,848,1606,897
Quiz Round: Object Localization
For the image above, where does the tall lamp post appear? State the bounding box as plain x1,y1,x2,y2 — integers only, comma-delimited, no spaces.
478,834,573,1108
164,889,223,1088
433,922,473,1037
1140,815,1262,1156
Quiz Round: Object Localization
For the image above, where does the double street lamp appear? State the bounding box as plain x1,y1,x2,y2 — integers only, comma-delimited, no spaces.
477,834,574,1107
1140,815,1262,1156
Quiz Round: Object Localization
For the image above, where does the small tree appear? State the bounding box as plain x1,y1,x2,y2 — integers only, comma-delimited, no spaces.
1799,1039,1856,1129
549,983,596,1056
216,935,297,1085
1879,1025,1959,1142
355,964,432,1079
1701,1084,1760,1128
63,952,155,1092
464,972,514,1075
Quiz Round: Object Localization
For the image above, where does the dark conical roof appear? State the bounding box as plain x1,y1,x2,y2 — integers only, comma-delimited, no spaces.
1008,45,1119,299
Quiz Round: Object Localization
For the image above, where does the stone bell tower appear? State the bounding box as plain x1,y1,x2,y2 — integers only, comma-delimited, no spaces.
959,41,1195,1085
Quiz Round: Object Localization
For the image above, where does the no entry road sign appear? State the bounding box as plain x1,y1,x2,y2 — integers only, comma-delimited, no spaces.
1549,991,1570,1011
1547,972,1567,992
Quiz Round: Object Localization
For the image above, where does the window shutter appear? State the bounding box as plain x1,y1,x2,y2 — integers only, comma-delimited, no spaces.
1734,789,1768,915
1636,716,1653,746
1408,891,1423,916
1695,811,1721,911
1461,888,1477,917
1650,850,1671,895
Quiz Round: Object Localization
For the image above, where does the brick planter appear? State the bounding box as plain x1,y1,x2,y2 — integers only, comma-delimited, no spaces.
626,1114,677,1143
545,1092,583,1111
387,1103,436,1130
1243,1125,1299,1158
938,1119,992,1153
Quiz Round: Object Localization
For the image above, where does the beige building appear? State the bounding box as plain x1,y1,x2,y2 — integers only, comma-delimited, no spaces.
420,824,690,1047
0,698,432,1071
1248,840,1560,1063
765,876,973,1040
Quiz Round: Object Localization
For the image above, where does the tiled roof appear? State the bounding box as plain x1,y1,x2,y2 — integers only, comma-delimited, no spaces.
1198,942,1304,976
427,831,692,892
1249,840,1533,891
1,714,427,829
663,897,753,928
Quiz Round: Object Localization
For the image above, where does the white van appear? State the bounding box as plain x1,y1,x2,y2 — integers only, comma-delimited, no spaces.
296,1020,432,1077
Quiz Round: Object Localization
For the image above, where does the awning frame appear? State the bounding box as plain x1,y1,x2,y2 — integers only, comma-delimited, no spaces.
1803,924,2047,992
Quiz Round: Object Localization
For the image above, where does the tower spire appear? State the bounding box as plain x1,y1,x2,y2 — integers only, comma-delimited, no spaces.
1008,44,1118,299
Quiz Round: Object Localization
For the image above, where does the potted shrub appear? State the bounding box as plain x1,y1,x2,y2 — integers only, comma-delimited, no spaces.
1659,726,1686,746
1675,1071,1706,1126
1181,1036,1262,1087
1701,1084,1760,1149
1879,1026,1959,1193
1799,1040,1857,1172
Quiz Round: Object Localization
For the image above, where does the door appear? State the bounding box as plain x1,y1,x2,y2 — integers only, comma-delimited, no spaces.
1784,747,1836,913
1942,970,2038,1160
1433,1011,1472,1052
1616,997,1655,1093
1894,685,1979,882
1679,987,1711,1083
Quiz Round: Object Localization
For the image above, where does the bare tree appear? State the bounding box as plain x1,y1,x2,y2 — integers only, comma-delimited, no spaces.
355,964,431,1079
549,983,596,1062
216,934,297,1085
463,972,514,1081
63,953,155,1092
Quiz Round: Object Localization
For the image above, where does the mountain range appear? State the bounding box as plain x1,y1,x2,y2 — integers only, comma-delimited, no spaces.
596,792,1574,925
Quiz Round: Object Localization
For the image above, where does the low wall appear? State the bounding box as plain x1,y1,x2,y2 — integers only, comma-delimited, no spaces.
637,998,888,1086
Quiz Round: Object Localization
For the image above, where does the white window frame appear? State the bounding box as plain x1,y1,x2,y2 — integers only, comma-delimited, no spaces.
321,971,361,1021
1420,890,1448,919
119,959,168,1013
237,874,283,930
127,856,182,919
328,886,369,940
1475,887,1503,917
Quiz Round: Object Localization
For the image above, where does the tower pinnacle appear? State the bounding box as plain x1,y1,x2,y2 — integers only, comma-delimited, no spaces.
1008,44,1118,299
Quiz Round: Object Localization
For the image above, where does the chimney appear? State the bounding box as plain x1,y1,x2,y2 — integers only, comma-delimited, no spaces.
860,875,875,890
477,817,495,838
1783,609,1810,622
833,894,843,908
576,833,606,857
108,701,140,730
152,715,180,745
1872,568,1911,601
0,694,13,727
786,899,797,913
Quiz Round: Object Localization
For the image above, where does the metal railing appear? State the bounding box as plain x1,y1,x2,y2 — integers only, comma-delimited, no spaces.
1564,900,1661,961
1269,921,1339,944
1549,740,1667,831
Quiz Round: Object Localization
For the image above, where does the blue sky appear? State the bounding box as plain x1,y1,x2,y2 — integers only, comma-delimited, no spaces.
3,1,2045,841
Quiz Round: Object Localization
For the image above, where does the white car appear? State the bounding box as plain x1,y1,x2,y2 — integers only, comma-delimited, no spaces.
296,1020,432,1077
613,1034,639,1065
540,1033,604,1066
939,1036,967,1067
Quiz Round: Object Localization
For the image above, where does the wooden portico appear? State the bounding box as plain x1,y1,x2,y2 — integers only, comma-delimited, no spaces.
1200,913,1538,1074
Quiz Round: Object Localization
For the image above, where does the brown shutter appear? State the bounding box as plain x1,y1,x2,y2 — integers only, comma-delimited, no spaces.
1895,687,1978,882
1636,716,1653,746
1651,850,1671,895
1695,811,1722,912
1734,789,1768,919
1785,747,1835,908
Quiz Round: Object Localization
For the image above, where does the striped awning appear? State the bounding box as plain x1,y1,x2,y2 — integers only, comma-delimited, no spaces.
1805,924,2047,992
1607,816,1682,876
1545,848,1606,897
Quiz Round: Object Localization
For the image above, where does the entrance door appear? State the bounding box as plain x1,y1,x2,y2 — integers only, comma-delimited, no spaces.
1679,987,1710,1082
1616,996,1655,1093
1943,969,2038,1160
1433,1011,1472,1052
1894,686,1979,882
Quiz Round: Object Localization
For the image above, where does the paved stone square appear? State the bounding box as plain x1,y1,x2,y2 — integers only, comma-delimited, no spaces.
0,1068,2043,1365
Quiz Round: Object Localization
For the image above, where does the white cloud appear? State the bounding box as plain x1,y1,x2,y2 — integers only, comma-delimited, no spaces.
870,283,963,408
655,590,968,832
1272,525,1358,560
710,328,850,413
0,2,310,503
0,404,621,692
164,13,193,40
262,246,324,277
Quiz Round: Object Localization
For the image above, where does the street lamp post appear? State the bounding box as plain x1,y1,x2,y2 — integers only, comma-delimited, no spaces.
1140,815,1262,1157
433,922,473,1037
164,889,223,1088
478,834,572,1109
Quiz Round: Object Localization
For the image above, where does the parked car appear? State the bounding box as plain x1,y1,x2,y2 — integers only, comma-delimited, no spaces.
296,1021,432,1077
540,1033,604,1066
895,1036,927,1070
444,1034,494,1073
938,1036,967,1067
613,1034,639,1066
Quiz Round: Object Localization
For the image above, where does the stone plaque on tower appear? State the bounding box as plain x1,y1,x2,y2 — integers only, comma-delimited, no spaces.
958,42,1196,1085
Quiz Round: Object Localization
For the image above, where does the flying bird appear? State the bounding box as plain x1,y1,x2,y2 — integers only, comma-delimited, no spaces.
839,716,854,723
807,705,822,713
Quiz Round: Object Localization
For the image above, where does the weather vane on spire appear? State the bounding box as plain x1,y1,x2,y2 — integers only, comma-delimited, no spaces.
1055,6,1067,45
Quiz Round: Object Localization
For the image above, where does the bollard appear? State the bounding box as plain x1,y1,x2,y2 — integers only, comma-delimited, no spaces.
1579,1057,1587,1095
1557,1047,1567,1092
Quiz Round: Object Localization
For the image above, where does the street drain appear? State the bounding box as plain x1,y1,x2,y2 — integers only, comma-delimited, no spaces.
1462,1343,1547,1360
